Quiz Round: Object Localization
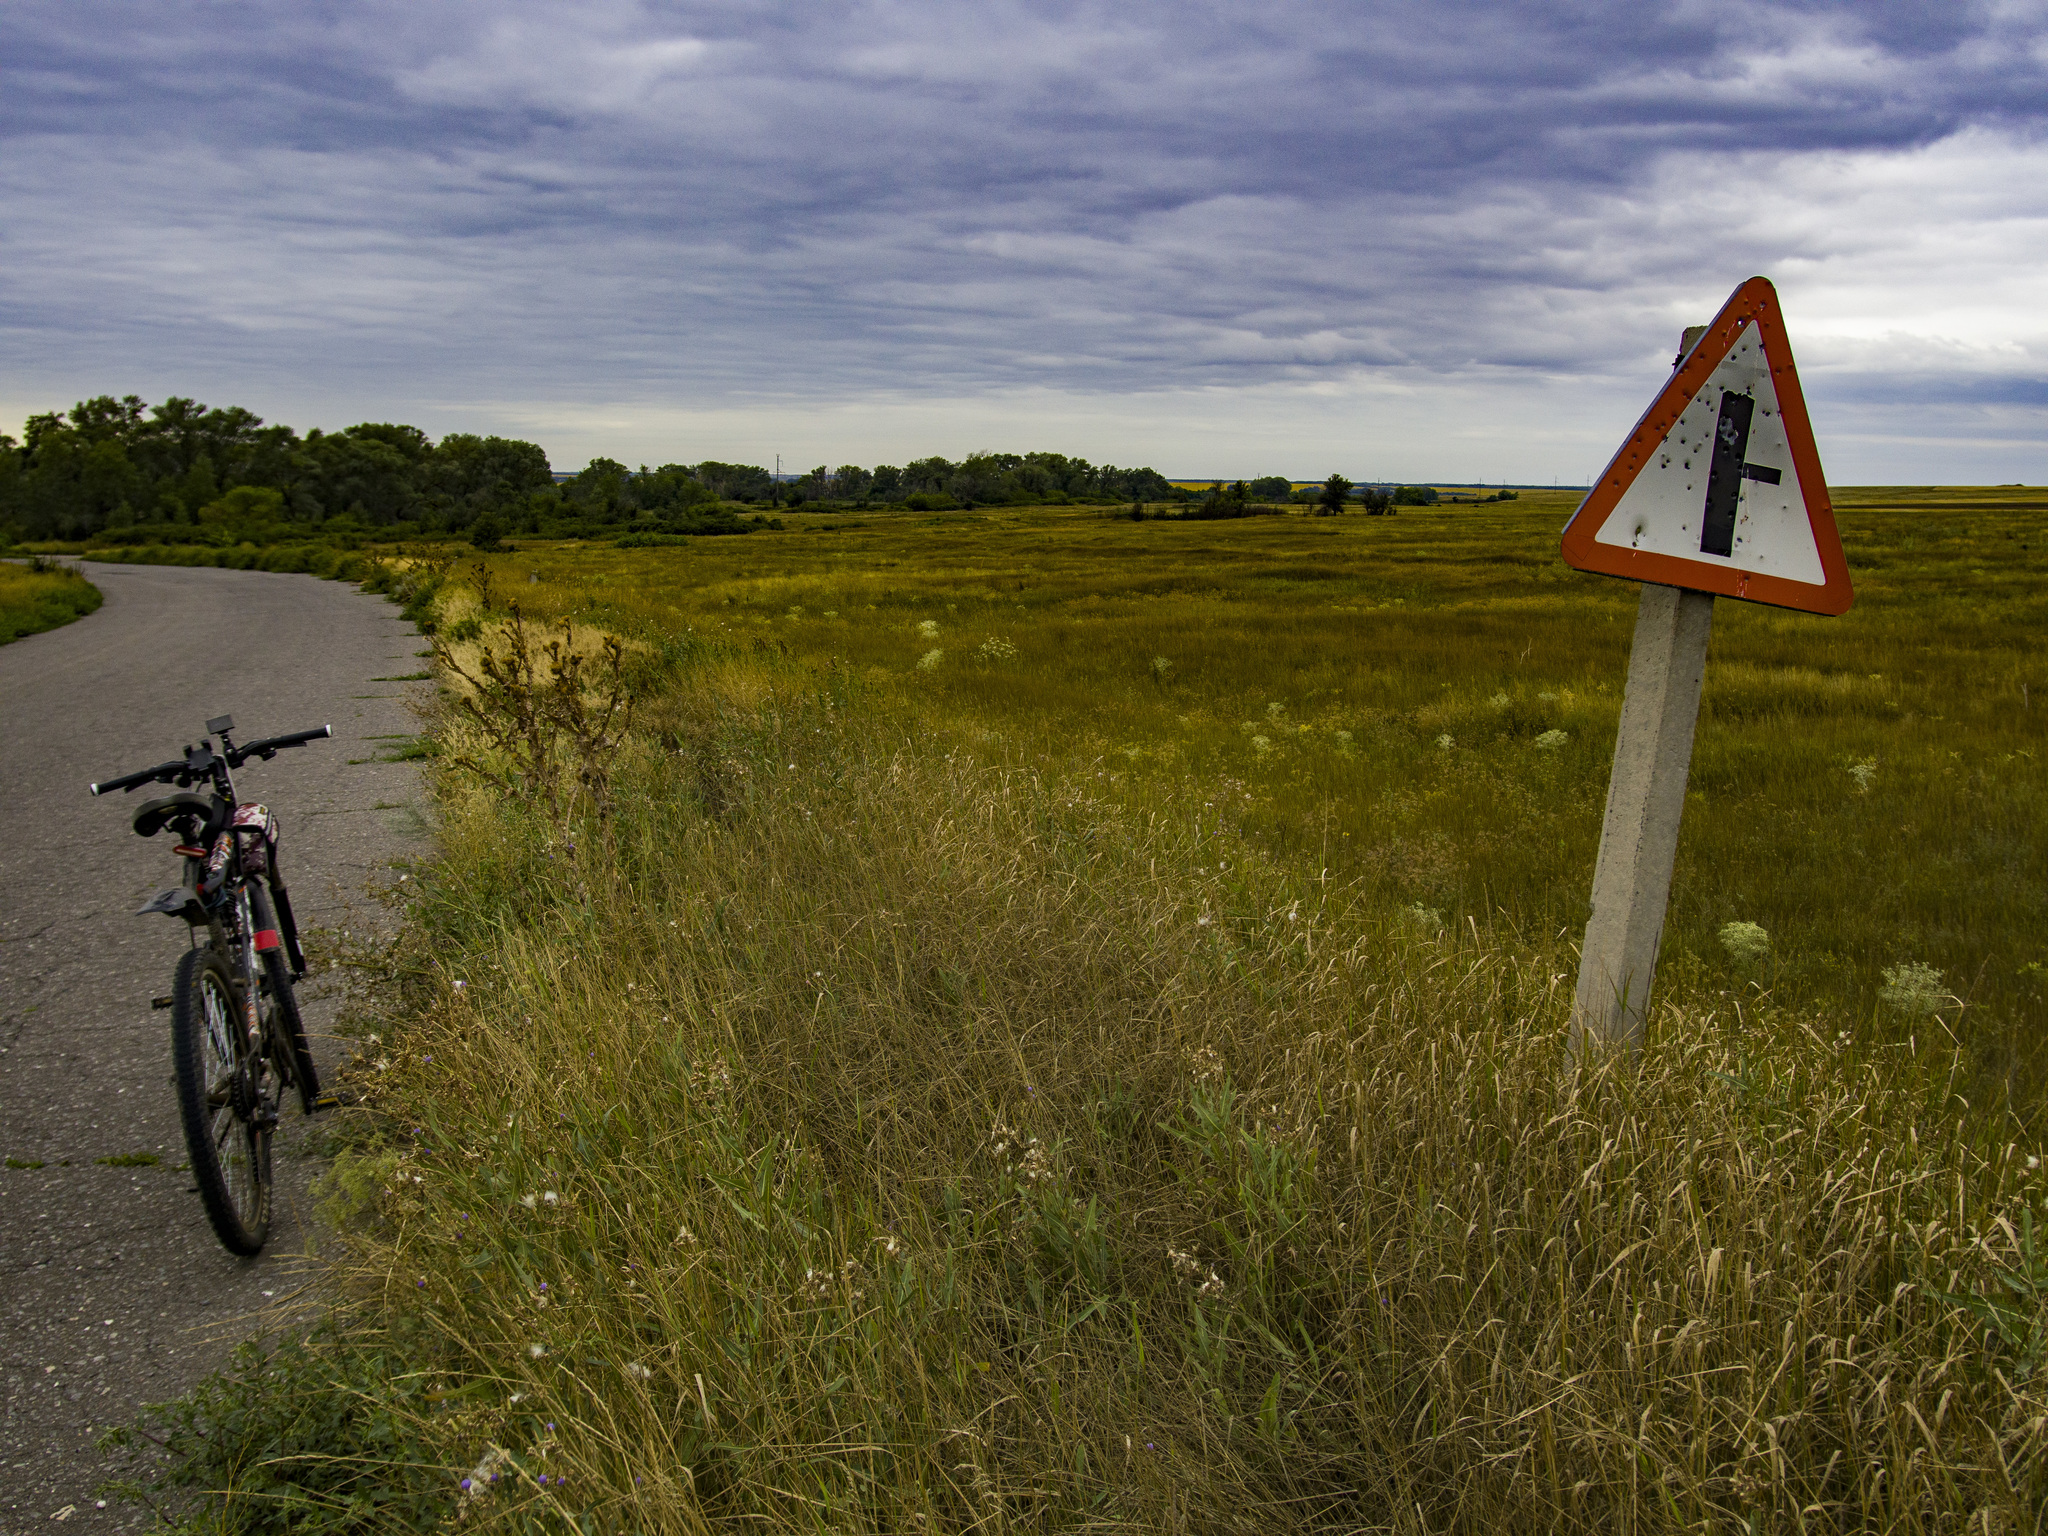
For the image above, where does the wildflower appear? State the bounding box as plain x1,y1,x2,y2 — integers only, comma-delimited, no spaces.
1251,734,1272,754
978,636,1017,662
1719,921,1770,967
878,1234,901,1257
1848,756,1878,792
1436,734,1453,749
1196,914,1212,927
529,1343,546,1358
2028,1155,2041,1171
1532,729,1568,751
1266,702,1286,719
1490,692,1509,708
624,1362,652,1380
1879,960,1948,1017
542,1191,559,1205
451,980,465,992
917,619,939,639
916,648,944,671
521,1194,537,1209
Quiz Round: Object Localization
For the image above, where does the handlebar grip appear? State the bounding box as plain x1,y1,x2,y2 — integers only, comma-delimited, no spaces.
88,758,183,797
230,724,333,764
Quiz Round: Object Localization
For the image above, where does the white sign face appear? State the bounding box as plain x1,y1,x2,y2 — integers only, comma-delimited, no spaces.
1590,321,1825,586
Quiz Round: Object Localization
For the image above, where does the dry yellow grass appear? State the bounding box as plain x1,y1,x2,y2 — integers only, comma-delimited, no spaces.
267,637,2045,1534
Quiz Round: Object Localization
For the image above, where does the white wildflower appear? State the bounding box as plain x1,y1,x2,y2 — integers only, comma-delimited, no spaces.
917,619,939,639
1719,921,1770,967
916,648,944,671
1879,960,1948,1017
1532,729,1568,751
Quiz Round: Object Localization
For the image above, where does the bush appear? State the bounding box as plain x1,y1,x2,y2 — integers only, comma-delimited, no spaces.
468,512,507,552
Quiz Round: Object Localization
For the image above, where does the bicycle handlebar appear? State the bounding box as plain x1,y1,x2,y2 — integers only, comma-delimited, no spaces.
229,725,332,765
89,724,331,796
88,758,188,797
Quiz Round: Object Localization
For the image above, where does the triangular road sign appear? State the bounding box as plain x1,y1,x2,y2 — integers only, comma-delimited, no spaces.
1562,277,1853,615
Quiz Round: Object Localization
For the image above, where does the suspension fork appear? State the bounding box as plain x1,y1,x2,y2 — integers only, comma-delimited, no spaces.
232,885,266,1051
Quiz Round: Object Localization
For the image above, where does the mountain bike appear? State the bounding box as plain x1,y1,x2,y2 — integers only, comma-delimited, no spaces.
90,715,338,1255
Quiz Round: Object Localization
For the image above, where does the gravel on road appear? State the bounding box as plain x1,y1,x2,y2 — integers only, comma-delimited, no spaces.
0,562,432,1532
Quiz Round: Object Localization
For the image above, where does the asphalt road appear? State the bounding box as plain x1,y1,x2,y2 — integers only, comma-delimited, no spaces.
0,562,431,1531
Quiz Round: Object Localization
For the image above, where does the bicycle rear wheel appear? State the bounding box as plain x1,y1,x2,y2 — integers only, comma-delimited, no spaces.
171,946,272,1255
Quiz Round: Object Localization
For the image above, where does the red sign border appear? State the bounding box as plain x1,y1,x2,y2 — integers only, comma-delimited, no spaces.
1560,276,1853,616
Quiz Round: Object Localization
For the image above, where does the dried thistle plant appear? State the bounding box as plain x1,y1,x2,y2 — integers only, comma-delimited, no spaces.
435,603,634,815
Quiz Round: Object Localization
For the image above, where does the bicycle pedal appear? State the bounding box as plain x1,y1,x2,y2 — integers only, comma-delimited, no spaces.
151,995,174,1011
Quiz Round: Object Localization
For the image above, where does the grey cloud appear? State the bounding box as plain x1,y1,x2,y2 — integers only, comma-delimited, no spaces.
2,0,2044,476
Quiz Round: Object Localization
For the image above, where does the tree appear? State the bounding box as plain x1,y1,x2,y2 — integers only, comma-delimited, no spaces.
426,435,554,527
1318,473,1353,516
1250,475,1291,501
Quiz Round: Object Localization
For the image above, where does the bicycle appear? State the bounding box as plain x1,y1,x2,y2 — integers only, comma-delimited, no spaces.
90,714,339,1255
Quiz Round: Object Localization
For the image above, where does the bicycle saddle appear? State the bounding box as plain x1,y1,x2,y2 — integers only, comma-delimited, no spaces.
133,792,227,842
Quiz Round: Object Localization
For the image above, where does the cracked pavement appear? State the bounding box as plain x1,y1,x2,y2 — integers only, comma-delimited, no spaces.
0,562,431,1531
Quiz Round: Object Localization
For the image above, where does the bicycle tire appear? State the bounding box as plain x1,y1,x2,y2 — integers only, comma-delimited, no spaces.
261,947,321,1115
171,945,272,1255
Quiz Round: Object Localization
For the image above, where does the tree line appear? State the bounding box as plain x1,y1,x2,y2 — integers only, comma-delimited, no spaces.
0,393,1457,549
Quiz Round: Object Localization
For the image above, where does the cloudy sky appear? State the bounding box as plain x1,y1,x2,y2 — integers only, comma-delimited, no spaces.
4,1,2045,482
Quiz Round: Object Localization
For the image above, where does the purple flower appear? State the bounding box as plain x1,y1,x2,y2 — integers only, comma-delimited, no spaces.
460,1478,471,1491
538,1474,549,1486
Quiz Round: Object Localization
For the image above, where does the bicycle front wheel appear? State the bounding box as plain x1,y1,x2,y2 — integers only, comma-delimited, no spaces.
171,946,272,1255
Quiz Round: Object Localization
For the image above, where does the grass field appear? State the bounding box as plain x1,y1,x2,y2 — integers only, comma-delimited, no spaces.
453,486,2048,1107
0,556,102,644
116,489,2048,1534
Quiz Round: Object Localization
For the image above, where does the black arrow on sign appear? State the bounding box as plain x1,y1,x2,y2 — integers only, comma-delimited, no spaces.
1699,391,1783,558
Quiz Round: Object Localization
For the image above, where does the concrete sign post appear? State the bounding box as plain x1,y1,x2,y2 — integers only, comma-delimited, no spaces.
1561,278,1850,1052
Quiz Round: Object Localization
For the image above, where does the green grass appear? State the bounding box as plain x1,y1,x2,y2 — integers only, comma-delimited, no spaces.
118,492,2048,1534
455,487,2048,1108
0,556,103,644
